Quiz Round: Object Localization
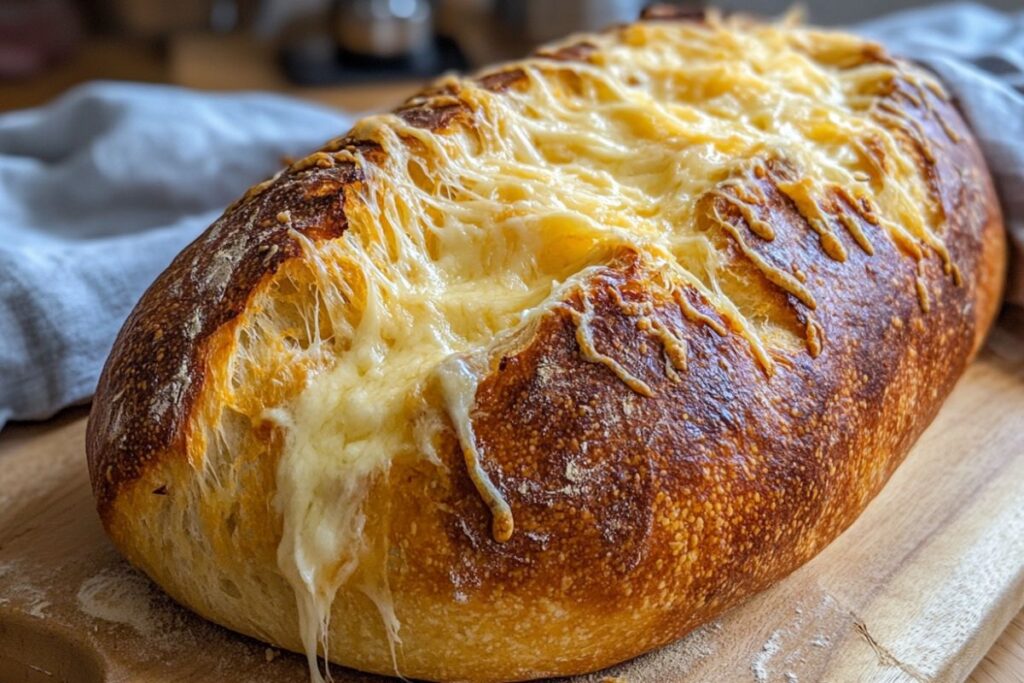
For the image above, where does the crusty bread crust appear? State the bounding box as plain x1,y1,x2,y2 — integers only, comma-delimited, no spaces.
87,10,1005,682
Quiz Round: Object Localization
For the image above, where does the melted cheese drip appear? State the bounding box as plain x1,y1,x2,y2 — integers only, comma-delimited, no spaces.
255,15,952,679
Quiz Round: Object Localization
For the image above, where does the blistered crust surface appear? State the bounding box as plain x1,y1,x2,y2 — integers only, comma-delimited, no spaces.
85,161,355,506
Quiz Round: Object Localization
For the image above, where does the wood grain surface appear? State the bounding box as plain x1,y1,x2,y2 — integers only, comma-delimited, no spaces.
1,348,1023,682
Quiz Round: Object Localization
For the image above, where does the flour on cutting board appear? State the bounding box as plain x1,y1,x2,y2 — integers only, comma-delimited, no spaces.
0,558,51,617
748,591,849,683
70,562,322,680
74,562,234,656
77,565,163,637
17,584,50,617
75,561,222,658
752,628,784,683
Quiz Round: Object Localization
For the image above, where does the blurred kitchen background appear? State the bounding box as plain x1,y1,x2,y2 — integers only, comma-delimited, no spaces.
1,0,1020,112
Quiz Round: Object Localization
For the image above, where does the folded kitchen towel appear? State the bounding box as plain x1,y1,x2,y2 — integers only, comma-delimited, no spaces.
0,82,350,428
1,2,1023,429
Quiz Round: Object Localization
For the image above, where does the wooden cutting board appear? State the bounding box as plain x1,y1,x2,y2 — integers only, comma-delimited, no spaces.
2,346,1023,683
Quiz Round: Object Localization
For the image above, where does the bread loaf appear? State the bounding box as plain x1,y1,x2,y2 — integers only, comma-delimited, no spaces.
87,9,1005,682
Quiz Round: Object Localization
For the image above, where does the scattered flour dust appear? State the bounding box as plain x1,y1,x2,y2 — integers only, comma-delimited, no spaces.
26,592,51,618
0,559,51,617
15,583,51,618
76,565,161,636
752,629,784,683
72,562,309,679
748,592,845,682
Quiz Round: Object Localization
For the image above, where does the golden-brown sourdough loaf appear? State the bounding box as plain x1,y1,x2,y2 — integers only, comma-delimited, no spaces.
87,8,1005,682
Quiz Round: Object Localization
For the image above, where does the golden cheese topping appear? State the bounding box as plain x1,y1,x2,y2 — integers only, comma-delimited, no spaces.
221,14,957,680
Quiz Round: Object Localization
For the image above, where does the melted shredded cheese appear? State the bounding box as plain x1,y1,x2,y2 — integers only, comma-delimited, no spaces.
437,355,515,542
235,14,958,678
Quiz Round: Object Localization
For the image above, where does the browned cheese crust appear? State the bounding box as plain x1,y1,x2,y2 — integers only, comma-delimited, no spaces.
87,9,1006,682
